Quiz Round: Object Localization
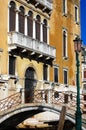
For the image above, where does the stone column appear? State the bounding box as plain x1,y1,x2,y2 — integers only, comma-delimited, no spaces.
25,13,28,36
40,22,43,42
47,24,50,44
15,7,19,32
33,17,36,39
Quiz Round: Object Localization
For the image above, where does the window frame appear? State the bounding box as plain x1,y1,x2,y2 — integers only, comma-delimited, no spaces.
74,5,79,24
19,6,25,34
63,69,68,85
62,29,68,58
9,1,16,31
84,70,86,79
27,11,33,37
9,55,16,75
54,66,59,83
43,19,47,43
62,0,67,16
35,15,41,41
43,64,48,81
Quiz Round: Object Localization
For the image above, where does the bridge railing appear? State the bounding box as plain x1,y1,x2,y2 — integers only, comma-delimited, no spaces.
33,89,85,112
0,88,85,115
0,92,21,113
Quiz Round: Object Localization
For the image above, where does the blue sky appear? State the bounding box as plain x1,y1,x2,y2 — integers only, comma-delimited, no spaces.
80,0,86,45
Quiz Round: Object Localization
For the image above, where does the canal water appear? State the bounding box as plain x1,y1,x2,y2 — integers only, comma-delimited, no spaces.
0,120,75,130
0,110,75,130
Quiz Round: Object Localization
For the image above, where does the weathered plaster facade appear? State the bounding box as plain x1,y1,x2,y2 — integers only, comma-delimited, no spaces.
0,0,55,99
50,0,81,88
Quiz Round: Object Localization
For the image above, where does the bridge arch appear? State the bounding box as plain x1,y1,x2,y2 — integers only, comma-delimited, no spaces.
0,104,85,130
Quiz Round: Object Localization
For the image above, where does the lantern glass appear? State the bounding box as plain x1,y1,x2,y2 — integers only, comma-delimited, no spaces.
74,40,78,52
73,37,82,52
77,40,82,52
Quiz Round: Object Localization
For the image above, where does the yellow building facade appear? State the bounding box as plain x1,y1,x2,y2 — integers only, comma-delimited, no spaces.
0,0,81,101
50,0,81,89
0,0,56,101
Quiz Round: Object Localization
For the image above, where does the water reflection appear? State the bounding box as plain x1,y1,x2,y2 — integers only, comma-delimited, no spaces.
1,120,75,130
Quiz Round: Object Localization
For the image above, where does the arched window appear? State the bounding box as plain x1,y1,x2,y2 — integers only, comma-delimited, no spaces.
43,19,47,43
9,1,16,31
19,6,25,34
63,0,67,15
63,30,67,57
36,15,41,41
27,11,33,37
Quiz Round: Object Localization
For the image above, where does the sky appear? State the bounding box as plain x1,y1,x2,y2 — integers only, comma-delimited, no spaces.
80,0,86,45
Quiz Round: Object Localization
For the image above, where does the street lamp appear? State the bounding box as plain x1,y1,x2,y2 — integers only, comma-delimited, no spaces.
73,37,82,130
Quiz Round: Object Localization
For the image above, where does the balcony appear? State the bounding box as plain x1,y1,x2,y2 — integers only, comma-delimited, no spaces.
26,0,52,15
36,0,52,9
82,78,86,82
82,56,86,63
8,32,56,65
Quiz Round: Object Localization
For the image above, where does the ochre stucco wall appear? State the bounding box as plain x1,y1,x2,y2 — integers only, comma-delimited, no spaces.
50,0,80,85
0,0,8,74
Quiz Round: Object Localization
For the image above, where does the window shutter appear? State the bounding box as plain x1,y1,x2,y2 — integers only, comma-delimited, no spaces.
43,64,48,80
9,4,16,31
19,7,25,34
9,56,16,75
84,71,86,78
36,21,40,41
43,25,47,43
19,14,25,34
27,17,33,37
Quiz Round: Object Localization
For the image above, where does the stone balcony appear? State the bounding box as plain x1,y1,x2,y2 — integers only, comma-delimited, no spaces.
26,0,52,15
36,0,52,9
8,31,56,65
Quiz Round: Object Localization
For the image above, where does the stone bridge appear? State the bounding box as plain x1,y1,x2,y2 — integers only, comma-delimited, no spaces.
0,89,86,129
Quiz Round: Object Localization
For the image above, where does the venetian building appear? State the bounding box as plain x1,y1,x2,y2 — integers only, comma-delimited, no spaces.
0,0,56,101
81,46,86,93
50,0,81,91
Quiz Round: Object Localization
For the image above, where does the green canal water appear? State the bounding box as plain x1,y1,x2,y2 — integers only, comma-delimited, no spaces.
0,120,75,130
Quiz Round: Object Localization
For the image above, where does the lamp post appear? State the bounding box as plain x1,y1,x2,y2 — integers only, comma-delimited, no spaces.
73,37,82,130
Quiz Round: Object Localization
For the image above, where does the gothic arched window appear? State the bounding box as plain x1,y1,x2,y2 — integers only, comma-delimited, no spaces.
9,1,16,31
43,19,47,43
19,6,25,34
36,15,41,41
27,11,33,37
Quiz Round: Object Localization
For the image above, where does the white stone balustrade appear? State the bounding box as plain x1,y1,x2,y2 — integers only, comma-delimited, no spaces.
8,32,56,58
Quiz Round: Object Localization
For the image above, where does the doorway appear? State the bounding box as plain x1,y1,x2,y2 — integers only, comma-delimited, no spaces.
25,67,36,103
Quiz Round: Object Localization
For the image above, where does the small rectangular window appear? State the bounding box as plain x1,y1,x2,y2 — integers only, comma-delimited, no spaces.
54,67,59,83
43,64,48,81
63,29,68,58
83,84,86,90
63,0,67,15
84,70,86,78
9,56,16,75
36,21,40,41
63,69,68,84
75,6,79,23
